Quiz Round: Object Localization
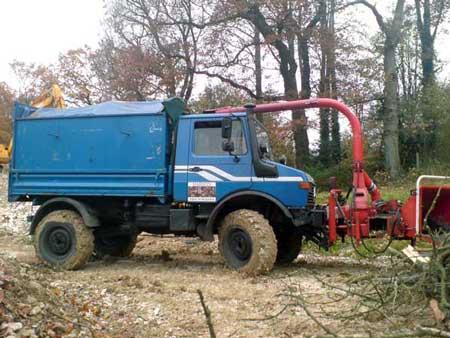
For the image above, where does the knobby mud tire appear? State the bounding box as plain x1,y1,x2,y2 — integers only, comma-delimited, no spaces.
219,209,277,275
34,210,94,270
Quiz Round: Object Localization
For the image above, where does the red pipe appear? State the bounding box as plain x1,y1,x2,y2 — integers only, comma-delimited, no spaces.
215,98,364,165
217,98,383,209
216,98,387,242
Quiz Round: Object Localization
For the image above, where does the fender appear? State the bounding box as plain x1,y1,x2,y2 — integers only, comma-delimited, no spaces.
198,190,293,241
30,197,100,235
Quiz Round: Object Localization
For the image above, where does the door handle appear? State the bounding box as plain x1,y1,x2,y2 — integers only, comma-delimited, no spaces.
189,167,202,172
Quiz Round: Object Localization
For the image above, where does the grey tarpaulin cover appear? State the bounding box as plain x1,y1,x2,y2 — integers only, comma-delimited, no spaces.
28,101,165,119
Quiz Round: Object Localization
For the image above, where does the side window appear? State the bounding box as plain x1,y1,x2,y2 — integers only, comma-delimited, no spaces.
194,120,247,155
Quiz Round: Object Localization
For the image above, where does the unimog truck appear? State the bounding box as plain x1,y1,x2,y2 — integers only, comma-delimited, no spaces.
8,98,321,275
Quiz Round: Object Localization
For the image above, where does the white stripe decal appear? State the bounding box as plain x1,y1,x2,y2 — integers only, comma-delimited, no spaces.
174,165,303,182
199,165,251,181
174,169,223,182
198,171,223,182
264,177,304,182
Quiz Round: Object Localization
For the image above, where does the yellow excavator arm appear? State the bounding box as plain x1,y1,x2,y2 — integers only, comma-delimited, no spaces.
31,84,66,109
0,143,9,164
0,84,65,165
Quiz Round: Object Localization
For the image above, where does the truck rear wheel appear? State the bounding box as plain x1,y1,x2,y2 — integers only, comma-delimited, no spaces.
219,209,277,275
94,233,138,258
34,210,94,270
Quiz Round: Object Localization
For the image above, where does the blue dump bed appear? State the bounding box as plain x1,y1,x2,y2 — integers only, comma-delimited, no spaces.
8,99,184,201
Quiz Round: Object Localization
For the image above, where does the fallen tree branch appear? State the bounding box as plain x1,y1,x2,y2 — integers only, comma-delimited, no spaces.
292,292,338,338
241,303,293,321
197,289,217,338
313,325,450,338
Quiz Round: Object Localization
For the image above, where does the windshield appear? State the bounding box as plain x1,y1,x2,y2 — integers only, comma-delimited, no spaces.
255,119,273,160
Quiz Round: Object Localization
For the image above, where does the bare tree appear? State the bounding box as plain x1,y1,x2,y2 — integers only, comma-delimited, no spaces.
346,0,406,178
10,61,58,104
57,48,106,106
236,1,324,168
106,0,205,101
194,14,265,100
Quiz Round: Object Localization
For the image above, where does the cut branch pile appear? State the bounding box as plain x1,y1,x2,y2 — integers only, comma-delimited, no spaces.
279,233,450,337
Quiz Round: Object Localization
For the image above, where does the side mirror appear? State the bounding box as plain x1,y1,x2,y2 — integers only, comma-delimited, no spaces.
222,140,235,153
222,117,232,139
279,155,287,165
260,144,268,154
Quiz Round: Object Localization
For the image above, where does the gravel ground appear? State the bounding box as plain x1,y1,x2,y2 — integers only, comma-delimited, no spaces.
0,172,432,337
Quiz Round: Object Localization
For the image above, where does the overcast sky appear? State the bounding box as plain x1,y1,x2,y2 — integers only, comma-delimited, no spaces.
0,0,105,87
0,1,448,90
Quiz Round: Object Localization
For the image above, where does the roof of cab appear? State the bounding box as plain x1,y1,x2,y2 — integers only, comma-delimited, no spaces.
181,112,246,119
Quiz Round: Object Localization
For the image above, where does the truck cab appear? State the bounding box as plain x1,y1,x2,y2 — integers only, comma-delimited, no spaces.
9,99,318,275
175,112,313,204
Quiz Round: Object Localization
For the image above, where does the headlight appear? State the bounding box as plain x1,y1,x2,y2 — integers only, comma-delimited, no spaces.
299,182,312,190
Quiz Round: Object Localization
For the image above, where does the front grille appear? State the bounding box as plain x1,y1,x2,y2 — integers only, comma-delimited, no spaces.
307,187,316,208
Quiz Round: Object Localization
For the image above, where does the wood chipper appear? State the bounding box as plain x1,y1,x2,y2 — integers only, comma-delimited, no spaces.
216,98,450,251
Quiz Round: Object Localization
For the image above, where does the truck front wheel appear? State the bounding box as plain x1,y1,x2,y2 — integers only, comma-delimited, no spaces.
34,210,94,270
275,228,303,264
94,233,138,258
219,209,277,275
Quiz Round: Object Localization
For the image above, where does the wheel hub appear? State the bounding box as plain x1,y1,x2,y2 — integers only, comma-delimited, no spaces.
48,228,72,255
228,228,252,262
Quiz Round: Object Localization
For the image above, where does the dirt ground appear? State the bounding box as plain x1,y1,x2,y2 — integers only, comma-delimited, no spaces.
0,172,432,338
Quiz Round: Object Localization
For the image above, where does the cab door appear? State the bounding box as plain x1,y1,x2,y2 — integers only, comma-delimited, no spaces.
186,116,252,203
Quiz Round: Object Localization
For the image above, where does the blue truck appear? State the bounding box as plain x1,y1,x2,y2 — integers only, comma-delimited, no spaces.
8,98,321,275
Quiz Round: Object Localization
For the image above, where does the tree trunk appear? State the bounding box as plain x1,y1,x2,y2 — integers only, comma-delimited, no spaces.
283,58,309,169
240,4,309,169
415,0,435,88
298,35,312,100
319,0,330,164
415,0,437,155
295,34,312,168
328,0,340,163
292,35,311,168
351,0,405,178
383,40,402,178
295,1,324,168
254,26,262,101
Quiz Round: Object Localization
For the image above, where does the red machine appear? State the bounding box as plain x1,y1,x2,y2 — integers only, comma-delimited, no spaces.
216,98,450,247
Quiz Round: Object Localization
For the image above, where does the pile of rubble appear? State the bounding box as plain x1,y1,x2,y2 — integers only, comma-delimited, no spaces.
0,171,30,235
0,256,100,338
